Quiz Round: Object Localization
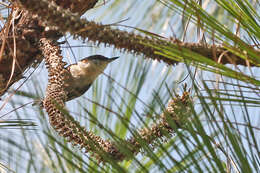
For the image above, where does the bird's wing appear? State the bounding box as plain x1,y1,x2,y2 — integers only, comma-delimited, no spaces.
66,84,92,101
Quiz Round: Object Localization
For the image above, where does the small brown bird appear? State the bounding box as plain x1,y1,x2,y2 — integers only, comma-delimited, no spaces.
34,55,119,106
63,55,119,101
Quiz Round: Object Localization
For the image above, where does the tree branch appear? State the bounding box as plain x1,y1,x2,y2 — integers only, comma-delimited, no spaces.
14,0,259,67
40,36,192,162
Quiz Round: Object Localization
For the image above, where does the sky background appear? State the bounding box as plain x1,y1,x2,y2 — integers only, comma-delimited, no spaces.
0,0,259,172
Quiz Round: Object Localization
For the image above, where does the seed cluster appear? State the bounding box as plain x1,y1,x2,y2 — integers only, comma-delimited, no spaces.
39,38,192,162
126,89,192,155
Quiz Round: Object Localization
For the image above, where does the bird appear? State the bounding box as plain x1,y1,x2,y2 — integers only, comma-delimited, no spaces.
63,55,119,101
34,55,119,106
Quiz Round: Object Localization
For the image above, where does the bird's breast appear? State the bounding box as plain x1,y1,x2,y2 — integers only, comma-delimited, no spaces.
69,63,100,80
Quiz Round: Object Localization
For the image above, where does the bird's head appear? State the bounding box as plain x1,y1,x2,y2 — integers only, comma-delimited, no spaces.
62,55,119,101
68,55,119,80
79,55,119,72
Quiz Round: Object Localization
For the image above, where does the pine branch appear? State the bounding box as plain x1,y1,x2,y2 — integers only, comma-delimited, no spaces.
14,0,259,67
40,36,192,163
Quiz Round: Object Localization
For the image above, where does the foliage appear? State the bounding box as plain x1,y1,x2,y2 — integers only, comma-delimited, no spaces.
0,0,259,172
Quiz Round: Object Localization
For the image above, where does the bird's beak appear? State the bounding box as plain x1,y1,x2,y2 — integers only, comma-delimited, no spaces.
108,56,119,62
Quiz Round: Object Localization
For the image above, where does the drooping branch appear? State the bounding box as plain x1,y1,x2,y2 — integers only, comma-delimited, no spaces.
39,38,119,162
0,0,98,96
40,37,192,163
13,0,259,67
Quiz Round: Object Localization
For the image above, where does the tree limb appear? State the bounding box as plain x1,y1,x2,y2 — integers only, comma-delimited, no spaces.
13,0,259,67
40,36,192,162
